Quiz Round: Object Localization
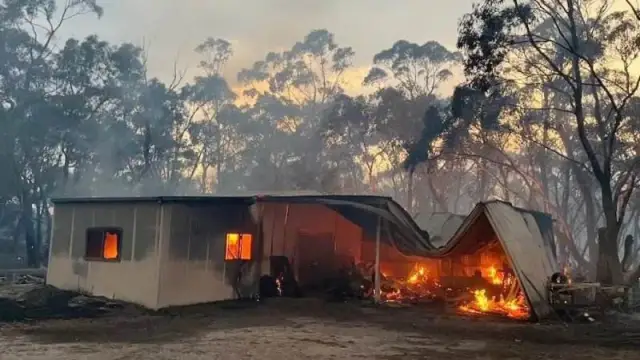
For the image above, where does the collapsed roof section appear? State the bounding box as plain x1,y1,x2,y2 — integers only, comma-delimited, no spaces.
254,194,436,256
414,212,466,248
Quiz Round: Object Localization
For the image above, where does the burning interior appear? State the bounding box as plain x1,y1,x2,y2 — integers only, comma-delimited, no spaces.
375,213,530,320
253,201,533,321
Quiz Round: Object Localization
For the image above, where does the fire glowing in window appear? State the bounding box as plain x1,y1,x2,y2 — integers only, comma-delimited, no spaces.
85,227,121,261
103,232,119,259
225,233,252,260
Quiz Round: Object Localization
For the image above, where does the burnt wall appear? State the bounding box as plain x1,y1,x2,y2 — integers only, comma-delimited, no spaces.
260,203,363,281
47,202,161,308
51,204,73,257
167,203,254,264
157,203,256,307
59,203,156,262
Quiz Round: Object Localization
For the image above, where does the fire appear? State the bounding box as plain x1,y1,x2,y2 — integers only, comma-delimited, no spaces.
458,266,530,320
472,289,490,311
407,266,427,284
381,265,440,303
486,266,503,285
459,290,529,319
103,232,119,260
374,261,529,320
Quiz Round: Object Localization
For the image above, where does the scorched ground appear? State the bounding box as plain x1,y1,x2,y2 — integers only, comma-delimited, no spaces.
1,298,637,360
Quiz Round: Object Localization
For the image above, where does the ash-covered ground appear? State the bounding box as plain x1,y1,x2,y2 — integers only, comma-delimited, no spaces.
0,284,638,360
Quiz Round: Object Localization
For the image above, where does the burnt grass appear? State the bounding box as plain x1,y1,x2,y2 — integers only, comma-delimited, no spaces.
2,293,639,352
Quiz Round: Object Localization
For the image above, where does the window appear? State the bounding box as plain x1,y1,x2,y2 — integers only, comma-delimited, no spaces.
85,227,122,261
225,233,252,260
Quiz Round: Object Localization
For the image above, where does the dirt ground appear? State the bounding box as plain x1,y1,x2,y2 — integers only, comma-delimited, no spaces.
1,298,639,360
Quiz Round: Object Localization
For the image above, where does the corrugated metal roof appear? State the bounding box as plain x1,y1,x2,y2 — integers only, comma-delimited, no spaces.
416,201,557,320
50,193,393,205
414,212,466,248
50,196,255,205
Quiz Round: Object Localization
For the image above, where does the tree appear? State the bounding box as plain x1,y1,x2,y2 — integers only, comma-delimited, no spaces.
237,29,355,192
52,38,145,194
364,40,461,212
364,40,461,99
0,0,199,265
457,0,640,283
184,38,242,193
0,0,104,266
322,94,385,192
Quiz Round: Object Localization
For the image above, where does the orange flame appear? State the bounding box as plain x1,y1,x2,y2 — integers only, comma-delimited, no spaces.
379,261,530,320
486,266,503,285
407,266,427,284
103,232,119,260
459,286,529,320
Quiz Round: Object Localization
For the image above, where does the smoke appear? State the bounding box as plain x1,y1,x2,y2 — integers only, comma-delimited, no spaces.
45,0,476,200
56,0,473,85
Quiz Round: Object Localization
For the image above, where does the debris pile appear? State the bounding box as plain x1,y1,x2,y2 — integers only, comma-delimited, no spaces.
455,266,529,319
0,271,45,285
352,261,530,320
458,288,529,319
0,284,130,322
381,265,440,304
5,274,45,285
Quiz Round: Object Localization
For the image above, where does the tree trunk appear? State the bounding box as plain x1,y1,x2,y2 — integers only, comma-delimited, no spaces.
556,231,570,273
21,201,38,268
474,159,488,204
43,206,52,266
596,227,623,285
62,148,70,195
407,171,414,214
11,217,22,252
426,174,448,212
621,235,634,272
35,201,43,265
573,168,599,277
540,89,551,212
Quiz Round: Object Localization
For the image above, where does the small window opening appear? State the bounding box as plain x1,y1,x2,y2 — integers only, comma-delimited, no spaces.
85,227,122,261
225,233,253,260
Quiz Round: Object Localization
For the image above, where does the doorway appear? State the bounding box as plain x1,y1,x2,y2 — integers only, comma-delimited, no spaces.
295,231,336,289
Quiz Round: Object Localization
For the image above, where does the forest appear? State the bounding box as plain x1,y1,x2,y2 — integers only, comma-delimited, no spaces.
0,0,639,286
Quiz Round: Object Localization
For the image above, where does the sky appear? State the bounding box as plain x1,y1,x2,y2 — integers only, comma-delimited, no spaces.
56,0,474,86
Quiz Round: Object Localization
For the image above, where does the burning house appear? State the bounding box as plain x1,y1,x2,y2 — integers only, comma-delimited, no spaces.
46,195,557,320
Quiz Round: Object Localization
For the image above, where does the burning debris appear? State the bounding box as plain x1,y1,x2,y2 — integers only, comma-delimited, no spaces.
337,234,532,321
260,206,537,322
381,265,440,304
369,262,529,319
456,269,529,320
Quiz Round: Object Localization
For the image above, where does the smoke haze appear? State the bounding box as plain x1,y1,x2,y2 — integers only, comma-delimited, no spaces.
56,0,473,85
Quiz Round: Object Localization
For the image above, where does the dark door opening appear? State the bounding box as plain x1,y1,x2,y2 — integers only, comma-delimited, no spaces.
296,231,335,290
